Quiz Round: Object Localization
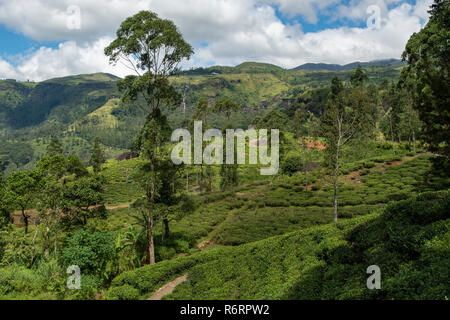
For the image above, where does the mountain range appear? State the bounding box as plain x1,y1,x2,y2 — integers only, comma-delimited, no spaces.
0,59,405,174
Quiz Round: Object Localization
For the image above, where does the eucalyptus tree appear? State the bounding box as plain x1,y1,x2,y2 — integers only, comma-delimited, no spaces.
90,137,106,174
0,159,12,229
36,154,68,258
104,10,193,117
294,106,315,188
401,0,449,167
105,10,193,264
193,98,214,191
46,138,64,156
213,98,239,122
320,75,375,223
6,170,42,234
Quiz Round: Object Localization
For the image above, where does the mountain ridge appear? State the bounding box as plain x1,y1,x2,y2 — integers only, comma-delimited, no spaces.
291,58,405,71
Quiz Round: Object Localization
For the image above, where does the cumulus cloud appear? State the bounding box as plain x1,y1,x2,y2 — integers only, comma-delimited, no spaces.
266,0,340,24
16,38,132,81
0,0,434,81
186,1,430,67
0,0,150,41
0,58,19,79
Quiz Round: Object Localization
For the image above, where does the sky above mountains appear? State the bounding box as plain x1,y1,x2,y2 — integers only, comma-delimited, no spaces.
0,0,433,81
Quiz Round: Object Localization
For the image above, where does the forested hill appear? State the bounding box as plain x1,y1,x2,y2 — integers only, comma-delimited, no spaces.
0,60,404,174
291,58,405,71
2,73,120,129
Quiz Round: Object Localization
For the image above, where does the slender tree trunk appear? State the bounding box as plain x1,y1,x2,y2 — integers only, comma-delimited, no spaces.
305,163,308,188
412,130,416,154
333,142,341,223
389,115,394,144
163,218,170,239
148,162,156,265
44,222,50,258
54,228,58,254
22,209,29,234
30,226,39,267
148,211,155,264
186,170,189,192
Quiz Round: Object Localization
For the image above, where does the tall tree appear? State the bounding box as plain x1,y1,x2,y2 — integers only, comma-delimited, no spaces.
90,137,106,174
401,0,449,167
213,98,240,191
6,170,41,234
192,98,215,192
213,98,239,122
0,159,12,229
350,66,369,88
294,106,315,188
320,75,375,223
194,98,211,127
46,138,64,156
105,10,193,265
62,176,106,227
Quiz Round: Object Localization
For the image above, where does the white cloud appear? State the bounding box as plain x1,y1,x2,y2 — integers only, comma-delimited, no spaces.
0,58,19,79
0,0,151,41
266,0,340,24
333,0,404,22
0,38,132,81
187,1,430,68
0,0,434,81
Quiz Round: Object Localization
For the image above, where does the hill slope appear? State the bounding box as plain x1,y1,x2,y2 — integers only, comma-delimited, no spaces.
0,61,404,172
292,59,406,71
106,190,449,300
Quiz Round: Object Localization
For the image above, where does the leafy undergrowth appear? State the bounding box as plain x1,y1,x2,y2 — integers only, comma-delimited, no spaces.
206,155,447,246
98,155,447,255
106,190,449,300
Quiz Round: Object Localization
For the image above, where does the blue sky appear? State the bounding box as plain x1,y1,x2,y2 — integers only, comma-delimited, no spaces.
0,0,433,81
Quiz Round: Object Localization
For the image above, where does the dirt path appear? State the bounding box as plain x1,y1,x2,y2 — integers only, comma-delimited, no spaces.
105,204,130,210
147,274,188,300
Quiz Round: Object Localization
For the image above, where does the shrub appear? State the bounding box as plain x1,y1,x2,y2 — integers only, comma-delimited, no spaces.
105,284,140,300
363,161,376,169
60,230,117,278
156,246,177,261
66,275,103,300
377,142,393,150
281,154,303,175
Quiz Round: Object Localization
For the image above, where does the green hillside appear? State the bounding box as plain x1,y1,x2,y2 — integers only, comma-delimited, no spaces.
0,62,403,174
106,189,449,300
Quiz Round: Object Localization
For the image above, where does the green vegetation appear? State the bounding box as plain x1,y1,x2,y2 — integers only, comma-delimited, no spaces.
0,2,449,301
106,190,449,300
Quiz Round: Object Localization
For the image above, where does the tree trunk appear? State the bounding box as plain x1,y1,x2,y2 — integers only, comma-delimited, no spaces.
333,175,339,223
30,226,39,267
389,115,394,144
148,211,155,265
54,228,58,254
163,218,170,239
412,130,416,154
305,166,308,189
22,209,29,234
186,170,189,192
148,162,156,265
44,222,50,258
333,143,341,223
